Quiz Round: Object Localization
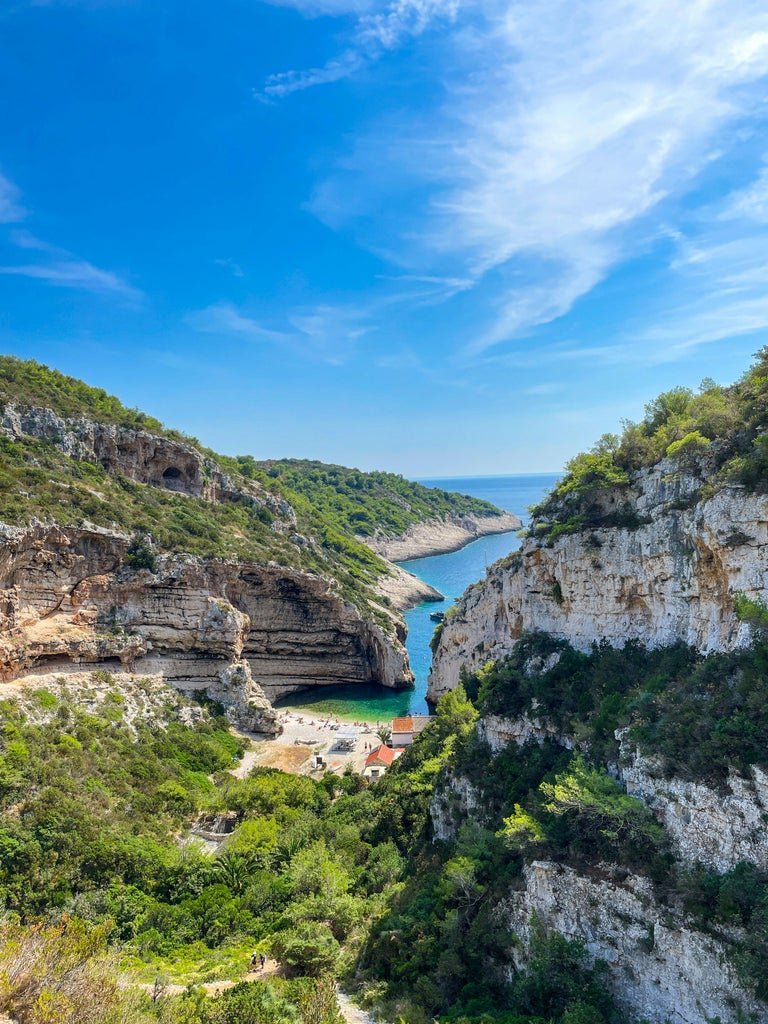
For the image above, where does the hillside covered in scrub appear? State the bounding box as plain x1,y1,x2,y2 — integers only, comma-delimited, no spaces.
0,355,508,610
3,641,768,1024
0,356,516,716
0,670,665,1024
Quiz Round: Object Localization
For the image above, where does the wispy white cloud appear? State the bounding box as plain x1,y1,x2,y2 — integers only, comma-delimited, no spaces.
629,230,768,359
720,161,768,223
260,51,365,99
258,0,458,98
0,259,142,298
190,301,371,364
0,171,25,223
305,0,768,353
214,257,245,278
1,227,141,298
2,225,141,299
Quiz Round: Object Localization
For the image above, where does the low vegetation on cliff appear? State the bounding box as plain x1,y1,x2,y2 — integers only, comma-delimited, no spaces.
529,346,768,540
457,632,768,1002
464,630,768,783
247,459,499,538
0,356,505,621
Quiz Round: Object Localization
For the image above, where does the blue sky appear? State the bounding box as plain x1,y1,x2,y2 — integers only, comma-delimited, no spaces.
2,0,768,477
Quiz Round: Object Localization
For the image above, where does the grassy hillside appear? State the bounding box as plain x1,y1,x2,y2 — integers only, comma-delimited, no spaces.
529,346,768,540
0,354,185,438
0,356,508,617
238,458,501,539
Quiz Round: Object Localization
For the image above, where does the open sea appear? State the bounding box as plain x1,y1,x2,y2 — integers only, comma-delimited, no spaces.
274,472,560,722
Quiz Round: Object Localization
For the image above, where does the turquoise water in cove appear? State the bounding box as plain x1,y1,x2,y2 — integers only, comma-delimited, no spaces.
275,472,560,722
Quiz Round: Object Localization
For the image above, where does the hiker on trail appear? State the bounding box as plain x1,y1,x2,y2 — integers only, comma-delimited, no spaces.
250,951,258,971
259,952,266,969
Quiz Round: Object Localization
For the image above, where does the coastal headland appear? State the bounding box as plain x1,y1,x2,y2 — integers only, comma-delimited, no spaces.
370,510,521,612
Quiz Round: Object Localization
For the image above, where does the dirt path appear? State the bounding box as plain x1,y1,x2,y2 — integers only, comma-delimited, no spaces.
141,971,380,1024
140,958,283,997
335,987,379,1024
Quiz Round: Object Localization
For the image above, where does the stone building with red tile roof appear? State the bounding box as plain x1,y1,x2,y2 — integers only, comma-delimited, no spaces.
363,744,401,779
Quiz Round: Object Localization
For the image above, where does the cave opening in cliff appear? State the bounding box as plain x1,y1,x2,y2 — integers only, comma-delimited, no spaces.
161,466,187,491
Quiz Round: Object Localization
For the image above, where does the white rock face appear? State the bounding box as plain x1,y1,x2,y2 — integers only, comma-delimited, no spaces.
499,860,764,1024
465,710,768,874
478,712,573,754
617,740,768,872
431,775,483,841
0,523,413,730
430,463,766,700
362,511,521,562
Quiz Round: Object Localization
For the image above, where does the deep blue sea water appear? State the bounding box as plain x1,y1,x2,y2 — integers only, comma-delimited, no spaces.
275,472,560,721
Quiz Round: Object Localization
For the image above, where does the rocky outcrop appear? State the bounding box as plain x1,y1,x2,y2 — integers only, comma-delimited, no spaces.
0,402,293,520
617,737,768,872
449,708,768,874
362,511,521,562
477,710,574,754
375,564,444,612
431,774,483,841
499,860,764,1024
0,522,412,731
429,461,767,699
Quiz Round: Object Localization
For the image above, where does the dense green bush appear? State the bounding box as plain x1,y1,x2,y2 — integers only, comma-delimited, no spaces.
528,349,768,539
461,630,768,784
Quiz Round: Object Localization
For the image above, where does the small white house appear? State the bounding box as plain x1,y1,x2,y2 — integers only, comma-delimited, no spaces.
390,715,435,748
363,744,401,780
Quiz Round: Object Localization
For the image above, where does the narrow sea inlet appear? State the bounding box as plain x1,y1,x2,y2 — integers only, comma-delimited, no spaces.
275,473,558,721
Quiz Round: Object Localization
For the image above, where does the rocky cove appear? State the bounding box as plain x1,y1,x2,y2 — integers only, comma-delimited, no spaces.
0,398,523,729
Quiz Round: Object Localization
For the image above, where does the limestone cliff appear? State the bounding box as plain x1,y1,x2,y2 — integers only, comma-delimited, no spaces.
0,521,412,731
499,861,763,1024
429,458,765,699
429,711,768,1023
616,732,768,873
0,401,293,519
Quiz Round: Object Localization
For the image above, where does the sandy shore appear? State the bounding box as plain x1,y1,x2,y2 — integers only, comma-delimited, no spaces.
240,711,387,776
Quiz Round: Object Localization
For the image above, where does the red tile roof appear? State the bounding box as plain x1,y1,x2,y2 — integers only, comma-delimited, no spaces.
392,717,413,732
392,715,434,733
365,745,398,767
